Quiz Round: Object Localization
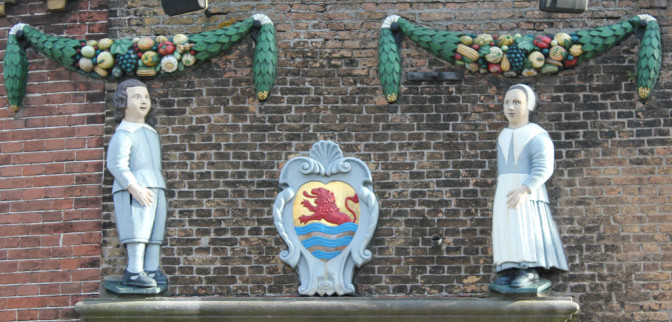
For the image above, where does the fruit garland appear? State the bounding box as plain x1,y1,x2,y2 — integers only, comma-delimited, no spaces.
3,14,277,112
379,14,661,103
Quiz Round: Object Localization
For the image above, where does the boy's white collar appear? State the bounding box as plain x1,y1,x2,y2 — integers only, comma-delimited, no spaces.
117,120,156,133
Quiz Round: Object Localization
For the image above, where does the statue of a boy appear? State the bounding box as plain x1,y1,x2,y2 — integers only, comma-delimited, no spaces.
492,84,568,288
107,79,167,288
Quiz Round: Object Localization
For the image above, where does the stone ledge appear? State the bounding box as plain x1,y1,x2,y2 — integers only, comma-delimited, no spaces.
76,296,579,321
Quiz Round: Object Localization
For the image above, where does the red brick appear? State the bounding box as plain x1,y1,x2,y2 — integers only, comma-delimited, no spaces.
21,188,44,200
16,309,38,321
44,139,66,151
18,236,40,248
0,213,20,225
37,270,71,283
6,297,46,310
0,189,21,201
75,149,104,161
0,261,18,273
71,269,100,282
0,166,21,177
0,225,29,237
37,309,60,320
0,309,16,321
73,245,100,257
31,175,76,187
19,213,42,224
1,142,23,153
22,140,44,152
22,165,45,176
44,163,64,175
0,272,29,285
39,284,60,296
0,285,17,297
16,284,39,296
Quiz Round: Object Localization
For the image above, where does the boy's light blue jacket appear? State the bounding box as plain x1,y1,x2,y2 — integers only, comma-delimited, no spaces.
107,120,166,194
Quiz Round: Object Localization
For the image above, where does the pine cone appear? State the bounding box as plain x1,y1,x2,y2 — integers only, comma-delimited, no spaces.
253,19,277,101
634,16,661,100
3,33,28,111
378,16,402,103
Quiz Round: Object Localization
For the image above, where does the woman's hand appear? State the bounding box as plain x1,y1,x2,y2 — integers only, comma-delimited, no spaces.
506,185,531,209
127,182,154,207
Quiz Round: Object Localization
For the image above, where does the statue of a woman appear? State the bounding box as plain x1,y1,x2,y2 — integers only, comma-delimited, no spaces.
492,84,568,288
107,79,167,288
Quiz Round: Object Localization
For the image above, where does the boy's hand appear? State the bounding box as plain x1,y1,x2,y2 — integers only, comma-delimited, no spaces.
127,182,155,207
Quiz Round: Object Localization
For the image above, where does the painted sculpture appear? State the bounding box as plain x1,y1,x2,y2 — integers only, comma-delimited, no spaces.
107,79,168,290
273,141,379,296
490,84,568,293
3,14,277,112
379,14,661,103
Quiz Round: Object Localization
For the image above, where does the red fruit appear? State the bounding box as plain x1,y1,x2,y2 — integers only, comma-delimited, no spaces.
489,42,495,46
471,44,480,50
487,63,502,73
564,57,578,68
540,35,552,44
493,35,499,40
137,52,143,58
158,41,176,56
190,50,196,55
455,53,463,60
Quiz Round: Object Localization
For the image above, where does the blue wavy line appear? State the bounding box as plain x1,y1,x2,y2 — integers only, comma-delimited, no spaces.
301,236,353,249
310,250,342,260
295,222,358,235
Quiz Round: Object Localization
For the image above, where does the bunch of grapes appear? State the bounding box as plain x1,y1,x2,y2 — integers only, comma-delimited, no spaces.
505,44,526,74
116,49,138,76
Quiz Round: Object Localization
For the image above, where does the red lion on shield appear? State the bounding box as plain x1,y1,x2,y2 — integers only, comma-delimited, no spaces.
299,187,359,225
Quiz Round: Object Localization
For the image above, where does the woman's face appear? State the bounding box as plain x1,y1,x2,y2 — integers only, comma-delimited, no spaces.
503,89,529,129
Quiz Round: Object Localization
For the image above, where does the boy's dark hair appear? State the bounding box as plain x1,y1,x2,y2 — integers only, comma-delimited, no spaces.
113,79,157,127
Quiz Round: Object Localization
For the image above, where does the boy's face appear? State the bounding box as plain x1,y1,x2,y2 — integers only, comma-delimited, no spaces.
124,86,151,123
503,89,529,128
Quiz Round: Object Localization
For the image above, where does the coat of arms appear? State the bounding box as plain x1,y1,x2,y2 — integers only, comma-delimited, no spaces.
273,141,379,296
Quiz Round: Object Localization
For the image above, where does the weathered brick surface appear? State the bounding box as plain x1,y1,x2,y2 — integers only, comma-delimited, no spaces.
0,0,107,320
1,0,671,321
98,1,671,321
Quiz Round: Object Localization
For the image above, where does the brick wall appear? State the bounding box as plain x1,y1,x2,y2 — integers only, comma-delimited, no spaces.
1,0,671,321
0,1,107,320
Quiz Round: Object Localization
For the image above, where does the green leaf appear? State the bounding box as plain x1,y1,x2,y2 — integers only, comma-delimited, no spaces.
516,36,535,52
207,43,222,53
204,34,219,43
599,28,614,37
218,35,230,43
192,42,208,51
110,38,133,55
195,51,210,61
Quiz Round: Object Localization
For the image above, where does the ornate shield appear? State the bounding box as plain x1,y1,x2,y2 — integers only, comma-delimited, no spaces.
273,140,379,296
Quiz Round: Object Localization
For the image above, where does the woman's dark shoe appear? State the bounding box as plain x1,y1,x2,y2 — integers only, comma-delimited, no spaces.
122,270,157,288
146,270,168,286
510,269,539,288
494,269,516,285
